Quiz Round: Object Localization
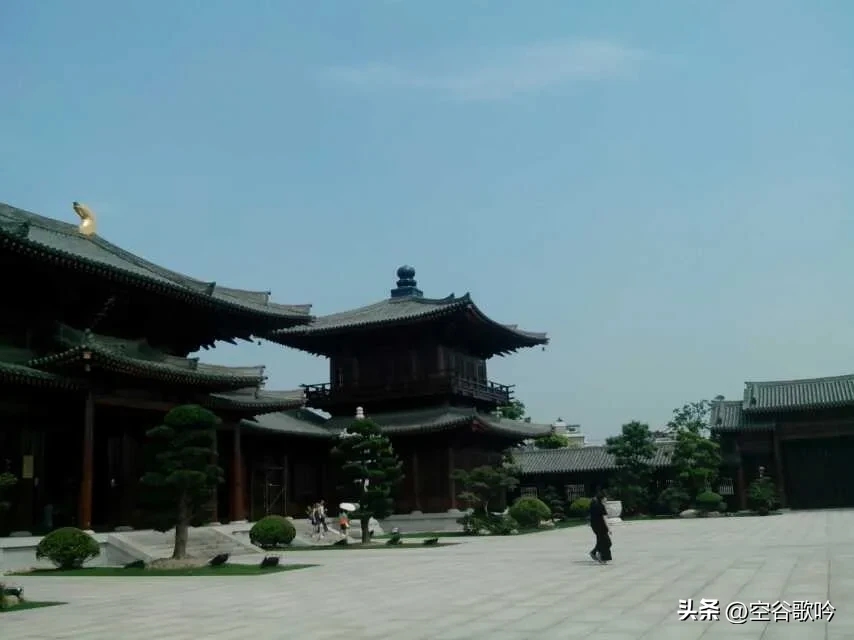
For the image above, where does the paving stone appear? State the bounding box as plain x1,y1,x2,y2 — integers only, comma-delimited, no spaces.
1,511,849,639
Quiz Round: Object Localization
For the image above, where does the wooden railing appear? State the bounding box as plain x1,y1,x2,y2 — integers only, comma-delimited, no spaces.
302,370,514,407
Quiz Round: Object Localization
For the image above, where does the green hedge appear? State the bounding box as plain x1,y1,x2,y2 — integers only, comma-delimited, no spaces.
508,497,551,528
35,527,100,570
249,516,296,548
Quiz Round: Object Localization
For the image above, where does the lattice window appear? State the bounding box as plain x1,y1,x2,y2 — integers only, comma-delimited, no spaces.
521,486,538,499
565,484,585,501
718,477,734,496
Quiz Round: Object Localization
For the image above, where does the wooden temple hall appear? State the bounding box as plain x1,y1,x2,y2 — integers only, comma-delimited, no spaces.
711,374,854,510
0,202,551,534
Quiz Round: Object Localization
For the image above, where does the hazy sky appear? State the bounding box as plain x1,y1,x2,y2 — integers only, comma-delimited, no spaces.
2,1,852,442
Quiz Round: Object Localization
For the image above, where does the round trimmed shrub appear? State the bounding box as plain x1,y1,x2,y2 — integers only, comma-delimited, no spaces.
508,497,551,529
249,515,296,548
568,497,591,518
35,527,100,570
658,487,690,515
696,491,723,513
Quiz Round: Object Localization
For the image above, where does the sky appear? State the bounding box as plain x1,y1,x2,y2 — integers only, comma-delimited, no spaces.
2,1,853,442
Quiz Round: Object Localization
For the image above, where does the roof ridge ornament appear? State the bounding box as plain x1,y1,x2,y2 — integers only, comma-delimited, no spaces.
390,265,423,299
72,201,97,236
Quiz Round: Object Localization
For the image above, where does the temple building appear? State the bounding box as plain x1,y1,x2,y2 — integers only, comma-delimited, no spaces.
0,202,311,534
710,374,854,510
260,265,553,514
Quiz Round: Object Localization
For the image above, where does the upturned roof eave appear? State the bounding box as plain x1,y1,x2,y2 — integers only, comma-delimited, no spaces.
0,203,312,325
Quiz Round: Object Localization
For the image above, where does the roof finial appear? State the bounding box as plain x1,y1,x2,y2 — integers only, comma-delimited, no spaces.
72,201,97,236
390,265,423,299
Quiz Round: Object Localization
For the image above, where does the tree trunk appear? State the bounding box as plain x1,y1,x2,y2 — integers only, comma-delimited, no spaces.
361,516,370,544
173,495,189,559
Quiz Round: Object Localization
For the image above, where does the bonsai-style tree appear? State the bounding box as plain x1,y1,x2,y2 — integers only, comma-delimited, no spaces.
332,409,404,543
452,451,520,516
141,405,223,559
606,421,656,514
541,485,566,520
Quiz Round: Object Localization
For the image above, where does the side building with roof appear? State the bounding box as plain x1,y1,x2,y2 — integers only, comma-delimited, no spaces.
512,443,677,507
0,201,312,534
710,374,854,510
262,265,553,515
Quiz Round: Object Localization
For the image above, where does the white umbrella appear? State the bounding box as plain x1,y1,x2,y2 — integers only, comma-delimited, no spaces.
339,502,357,512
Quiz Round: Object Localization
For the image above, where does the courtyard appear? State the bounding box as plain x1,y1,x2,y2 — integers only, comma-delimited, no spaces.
2,510,851,639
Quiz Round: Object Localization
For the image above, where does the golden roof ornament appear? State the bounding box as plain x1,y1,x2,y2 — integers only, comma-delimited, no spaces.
72,201,97,236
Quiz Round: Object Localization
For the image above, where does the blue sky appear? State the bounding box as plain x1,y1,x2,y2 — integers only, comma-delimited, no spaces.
2,1,853,441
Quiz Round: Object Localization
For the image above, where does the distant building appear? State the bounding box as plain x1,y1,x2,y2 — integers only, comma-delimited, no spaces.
521,418,586,448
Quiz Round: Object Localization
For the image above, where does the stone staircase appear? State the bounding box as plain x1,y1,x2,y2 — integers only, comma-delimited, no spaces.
108,526,262,563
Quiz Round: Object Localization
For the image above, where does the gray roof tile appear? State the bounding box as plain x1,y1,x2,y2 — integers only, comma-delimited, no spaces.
743,374,854,412
0,203,311,321
515,443,674,475
241,409,332,439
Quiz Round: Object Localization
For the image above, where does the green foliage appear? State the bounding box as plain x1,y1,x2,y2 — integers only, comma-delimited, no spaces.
748,476,778,515
509,496,551,528
35,527,100,570
498,400,530,422
249,515,296,548
332,417,404,543
657,486,690,514
606,421,656,515
140,405,223,559
668,401,721,498
452,459,520,516
386,532,403,545
534,433,570,449
456,512,518,535
666,400,712,436
423,537,439,546
568,497,591,518
541,486,566,520
696,490,723,513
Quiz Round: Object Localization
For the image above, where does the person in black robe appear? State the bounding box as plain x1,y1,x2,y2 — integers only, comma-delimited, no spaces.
589,489,612,564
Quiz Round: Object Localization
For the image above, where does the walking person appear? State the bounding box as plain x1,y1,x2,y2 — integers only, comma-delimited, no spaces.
318,500,329,536
588,490,612,564
338,511,350,538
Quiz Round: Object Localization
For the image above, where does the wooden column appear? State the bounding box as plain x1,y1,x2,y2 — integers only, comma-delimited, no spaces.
412,451,422,512
209,430,219,523
448,447,457,510
230,424,246,522
736,463,747,510
772,427,787,507
78,391,95,531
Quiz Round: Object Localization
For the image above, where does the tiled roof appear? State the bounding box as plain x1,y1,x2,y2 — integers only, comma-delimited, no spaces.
325,406,553,438
206,388,305,414
0,360,81,390
743,374,854,412
709,400,746,431
514,443,674,475
238,406,553,440
27,324,267,390
241,409,333,439
267,267,547,357
0,202,311,323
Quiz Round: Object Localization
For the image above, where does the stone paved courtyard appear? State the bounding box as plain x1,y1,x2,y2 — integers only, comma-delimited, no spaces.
3,510,853,639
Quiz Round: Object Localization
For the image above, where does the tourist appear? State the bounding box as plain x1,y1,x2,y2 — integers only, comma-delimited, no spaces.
318,500,329,535
588,489,612,564
338,511,350,537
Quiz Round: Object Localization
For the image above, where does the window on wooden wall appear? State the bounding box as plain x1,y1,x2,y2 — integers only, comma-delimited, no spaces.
521,486,538,498
565,484,585,501
476,360,486,383
718,477,734,496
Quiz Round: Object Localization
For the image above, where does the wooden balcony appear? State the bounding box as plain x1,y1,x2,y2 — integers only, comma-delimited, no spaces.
302,371,514,410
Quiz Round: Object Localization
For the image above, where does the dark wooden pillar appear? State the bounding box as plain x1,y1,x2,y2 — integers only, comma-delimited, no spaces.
78,391,95,531
736,463,747,510
412,451,422,512
209,429,219,523
230,424,246,522
448,447,457,510
772,428,787,507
